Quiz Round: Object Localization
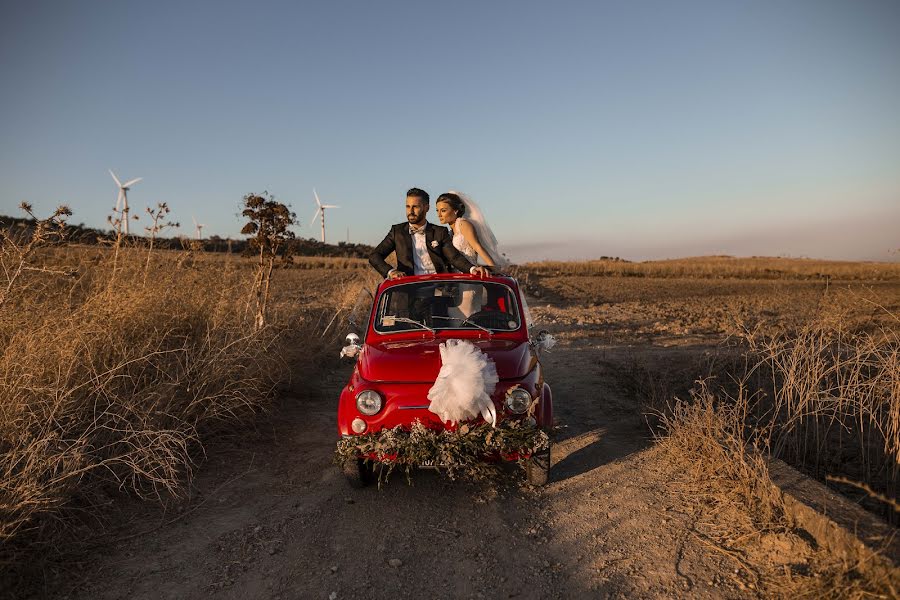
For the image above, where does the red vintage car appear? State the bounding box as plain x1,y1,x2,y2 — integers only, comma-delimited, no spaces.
337,272,553,487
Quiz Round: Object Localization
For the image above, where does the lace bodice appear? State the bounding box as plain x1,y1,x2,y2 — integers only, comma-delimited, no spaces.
452,218,478,263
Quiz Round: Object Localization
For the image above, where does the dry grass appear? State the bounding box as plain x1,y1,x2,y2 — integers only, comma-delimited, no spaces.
656,383,899,597
744,312,900,515
655,381,787,536
655,304,900,595
523,256,900,281
290,256,369,270
0,238,369,571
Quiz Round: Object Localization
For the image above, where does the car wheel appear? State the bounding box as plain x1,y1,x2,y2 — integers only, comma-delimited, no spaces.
342,458,375,488
526,442,551,487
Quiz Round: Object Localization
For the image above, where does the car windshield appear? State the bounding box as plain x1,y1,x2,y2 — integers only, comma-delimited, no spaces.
374,281,521,333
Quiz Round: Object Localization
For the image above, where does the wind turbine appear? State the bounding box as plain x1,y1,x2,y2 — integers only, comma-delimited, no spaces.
192,216,205,240
310,188,339,243
109,170,142,234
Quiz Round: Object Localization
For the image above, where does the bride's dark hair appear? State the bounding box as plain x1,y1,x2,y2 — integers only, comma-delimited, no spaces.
435,193,465,217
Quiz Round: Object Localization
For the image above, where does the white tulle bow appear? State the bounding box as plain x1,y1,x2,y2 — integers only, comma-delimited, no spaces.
427,339,499,427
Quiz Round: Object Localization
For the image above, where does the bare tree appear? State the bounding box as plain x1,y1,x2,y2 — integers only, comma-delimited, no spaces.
143,202,179,285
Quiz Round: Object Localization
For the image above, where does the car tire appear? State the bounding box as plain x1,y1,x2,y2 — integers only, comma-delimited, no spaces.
342,458,375,488
526,442,551,487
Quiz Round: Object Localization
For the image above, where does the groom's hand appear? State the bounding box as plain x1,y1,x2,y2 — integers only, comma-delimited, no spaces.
471,266,489,278
388,269,405,280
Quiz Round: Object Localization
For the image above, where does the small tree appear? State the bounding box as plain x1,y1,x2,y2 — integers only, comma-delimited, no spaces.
241,192,296,330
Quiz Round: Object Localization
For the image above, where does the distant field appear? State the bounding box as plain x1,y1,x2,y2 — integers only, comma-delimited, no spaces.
301,253,900,281
60,247,892,280
520,255,900,280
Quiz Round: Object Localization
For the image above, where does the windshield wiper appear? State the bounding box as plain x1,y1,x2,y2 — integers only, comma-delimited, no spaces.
430,315,493,335
382,315,435,333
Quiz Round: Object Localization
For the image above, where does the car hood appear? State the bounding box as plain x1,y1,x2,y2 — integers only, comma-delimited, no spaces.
358,338,535,383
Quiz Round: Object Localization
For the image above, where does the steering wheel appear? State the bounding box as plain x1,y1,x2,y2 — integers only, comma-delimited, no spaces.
467,310,514,330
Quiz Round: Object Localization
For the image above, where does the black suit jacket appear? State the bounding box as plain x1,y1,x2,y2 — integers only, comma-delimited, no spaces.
369,222,475,278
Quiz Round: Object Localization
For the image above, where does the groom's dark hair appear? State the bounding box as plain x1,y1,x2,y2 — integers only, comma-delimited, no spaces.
406,188,429,205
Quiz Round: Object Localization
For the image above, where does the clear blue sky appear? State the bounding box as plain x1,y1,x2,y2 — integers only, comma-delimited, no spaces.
2,0,898,261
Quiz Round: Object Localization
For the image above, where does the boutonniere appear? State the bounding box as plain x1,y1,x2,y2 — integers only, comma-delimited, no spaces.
430,240,439,249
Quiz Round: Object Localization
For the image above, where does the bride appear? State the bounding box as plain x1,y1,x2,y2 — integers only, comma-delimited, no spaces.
435,191,507,271
435,192,507,319
428,193,510,427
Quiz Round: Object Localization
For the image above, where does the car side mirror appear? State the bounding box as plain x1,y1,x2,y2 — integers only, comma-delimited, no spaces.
340,332,363,360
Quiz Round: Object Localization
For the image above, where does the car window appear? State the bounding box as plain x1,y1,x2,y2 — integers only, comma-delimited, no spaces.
520,293,535,330
374,281,521,333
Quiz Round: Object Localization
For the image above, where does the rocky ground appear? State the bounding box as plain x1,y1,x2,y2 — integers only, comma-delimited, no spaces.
42,276,900,599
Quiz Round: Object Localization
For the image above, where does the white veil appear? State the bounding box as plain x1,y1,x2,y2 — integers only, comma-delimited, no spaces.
450,190,509,269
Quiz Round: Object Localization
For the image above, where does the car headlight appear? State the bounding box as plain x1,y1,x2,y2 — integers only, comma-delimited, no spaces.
505,387,533,414
356,390,383,416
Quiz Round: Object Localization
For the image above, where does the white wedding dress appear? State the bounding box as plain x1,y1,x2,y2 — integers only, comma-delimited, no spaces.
449,217,483,319
448,191,507,320
451,217,479,264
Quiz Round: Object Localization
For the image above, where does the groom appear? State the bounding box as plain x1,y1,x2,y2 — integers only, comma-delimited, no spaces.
369,188,488,279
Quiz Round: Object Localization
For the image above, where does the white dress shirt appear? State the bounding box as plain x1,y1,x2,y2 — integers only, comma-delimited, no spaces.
410,223,437,275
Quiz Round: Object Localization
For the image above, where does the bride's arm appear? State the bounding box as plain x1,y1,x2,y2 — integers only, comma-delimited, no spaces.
457,219,496,267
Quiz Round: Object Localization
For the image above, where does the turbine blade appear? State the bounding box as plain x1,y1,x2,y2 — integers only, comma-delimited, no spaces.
122,177,142,188
109,169,122,187
116,189,123,211
314,189,322,207
322,205,340,209
310,208,320,228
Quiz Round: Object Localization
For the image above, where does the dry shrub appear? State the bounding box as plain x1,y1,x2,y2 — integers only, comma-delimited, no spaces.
655,381,787,531
779,559,899,599
656,322,900,597
326,269,382,332
0,248,298,568
657,384,899,597
744,308,900,519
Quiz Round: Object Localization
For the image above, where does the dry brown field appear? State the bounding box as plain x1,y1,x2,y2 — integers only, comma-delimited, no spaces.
522,271,899,338
521,268,899,502
3,245,898,597
522,255,900,281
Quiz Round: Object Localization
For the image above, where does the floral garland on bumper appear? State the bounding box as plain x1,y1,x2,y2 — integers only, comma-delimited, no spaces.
334,419,550,483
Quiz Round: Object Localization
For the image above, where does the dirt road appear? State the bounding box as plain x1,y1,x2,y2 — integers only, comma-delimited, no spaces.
56,314,771,600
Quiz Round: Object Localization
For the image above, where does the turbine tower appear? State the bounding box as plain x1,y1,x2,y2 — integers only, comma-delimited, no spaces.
310,188,340,243
109,170,142,234
192,216,206,240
